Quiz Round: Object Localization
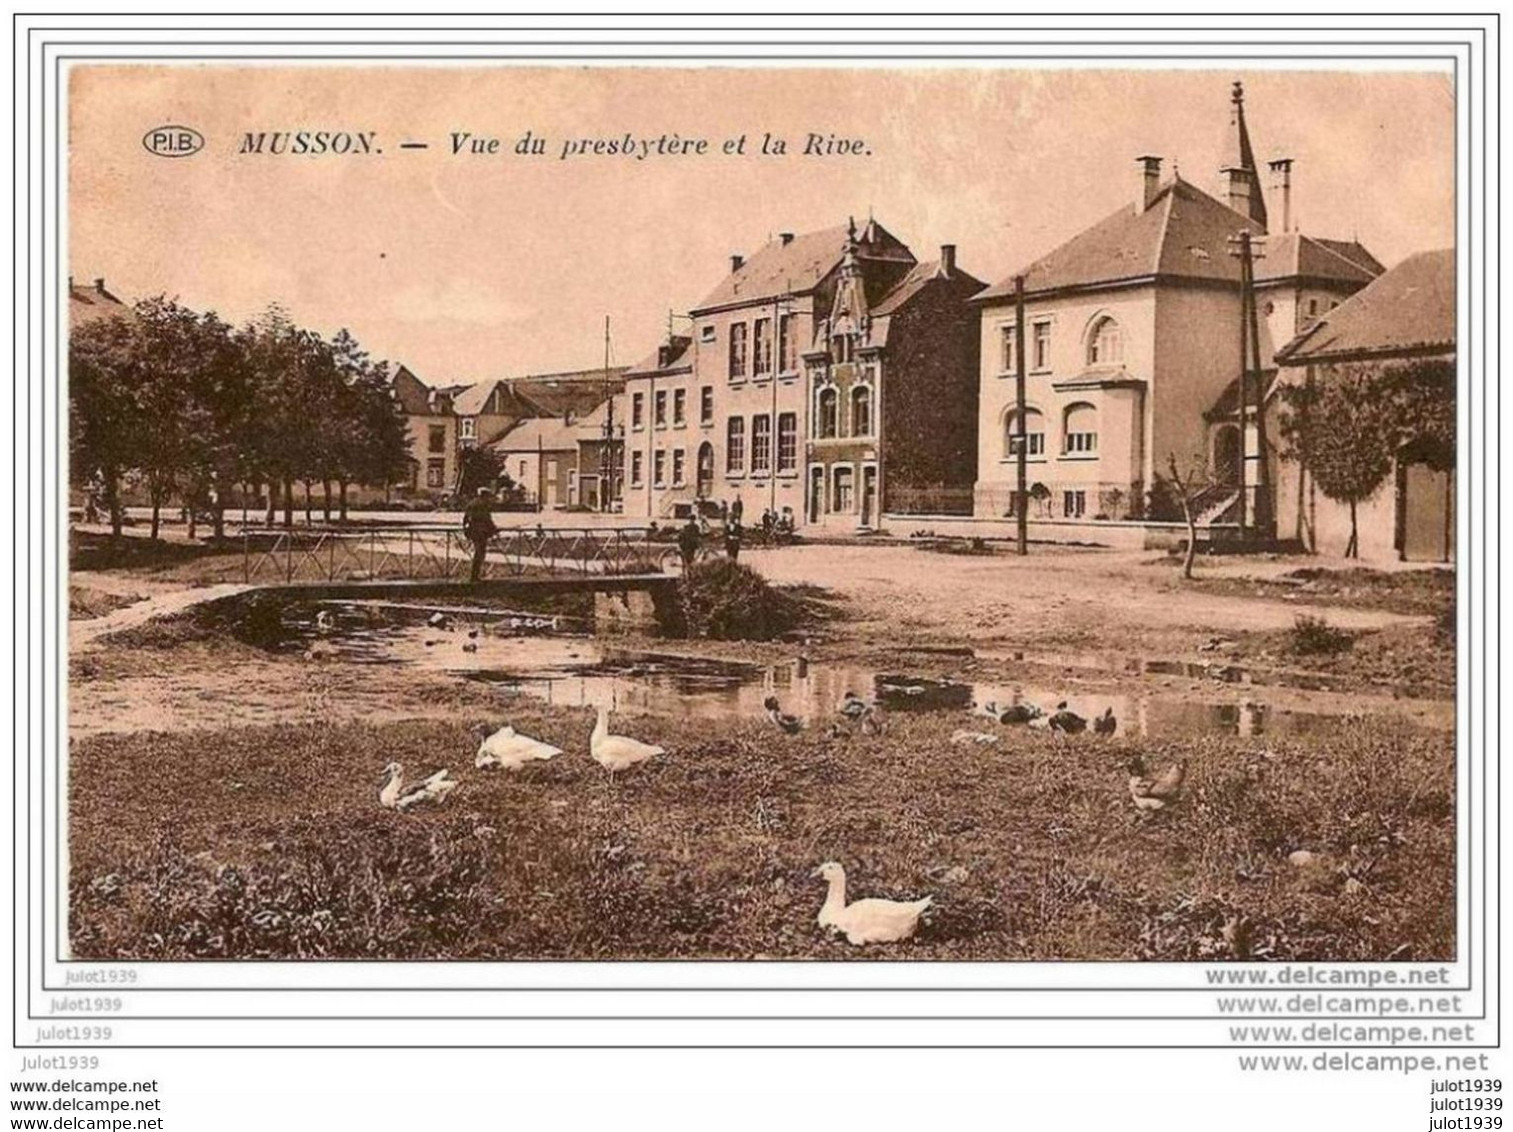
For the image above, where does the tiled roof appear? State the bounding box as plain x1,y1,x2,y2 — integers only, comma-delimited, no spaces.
69,279,129,328
1275,248,1455,365
975,177,1266,301
1256,233,1383,287
511,369,627,417
870,258,987,316
489,415,581,453
691,220,914,313
391,365,443,415
450,379,508,417
625,338,694,379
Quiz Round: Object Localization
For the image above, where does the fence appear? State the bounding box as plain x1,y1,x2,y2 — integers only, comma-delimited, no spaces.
240,524,665,583
885,485,975,516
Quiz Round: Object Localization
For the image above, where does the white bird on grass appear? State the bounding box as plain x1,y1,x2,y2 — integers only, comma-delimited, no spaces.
589,707,663,776
378,762,457,811
473,723,563,771
950,728,1000,747
1126,755,1187,813
813,861,933,945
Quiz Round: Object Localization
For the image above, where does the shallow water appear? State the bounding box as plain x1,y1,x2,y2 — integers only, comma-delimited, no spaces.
262,600,1350,738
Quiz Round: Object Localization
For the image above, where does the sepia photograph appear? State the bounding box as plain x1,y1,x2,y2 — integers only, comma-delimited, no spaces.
64,63,1457,964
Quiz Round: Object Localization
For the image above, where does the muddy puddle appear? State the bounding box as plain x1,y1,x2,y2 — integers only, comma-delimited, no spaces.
249,599,1359,738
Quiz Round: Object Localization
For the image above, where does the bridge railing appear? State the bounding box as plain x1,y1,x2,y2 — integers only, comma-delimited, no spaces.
238,524,667,583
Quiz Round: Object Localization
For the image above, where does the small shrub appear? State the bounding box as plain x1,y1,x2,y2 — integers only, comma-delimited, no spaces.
677,558,798,641
1289,614,1355,656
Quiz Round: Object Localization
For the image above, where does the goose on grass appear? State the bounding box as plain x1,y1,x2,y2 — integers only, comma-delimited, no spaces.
814,861,932,945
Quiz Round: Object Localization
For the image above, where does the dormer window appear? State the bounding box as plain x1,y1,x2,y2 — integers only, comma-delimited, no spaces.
1087,316,1123,367
830,333,855,365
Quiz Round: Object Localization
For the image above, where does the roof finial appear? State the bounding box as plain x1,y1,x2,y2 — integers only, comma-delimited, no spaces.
847,214,858,243
1232,79,1244,105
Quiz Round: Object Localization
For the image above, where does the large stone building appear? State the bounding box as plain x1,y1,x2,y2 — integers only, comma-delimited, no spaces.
972,83,1382,532
622,218,981,528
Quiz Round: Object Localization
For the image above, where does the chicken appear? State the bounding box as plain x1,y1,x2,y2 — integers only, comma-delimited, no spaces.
1126,754,1186,812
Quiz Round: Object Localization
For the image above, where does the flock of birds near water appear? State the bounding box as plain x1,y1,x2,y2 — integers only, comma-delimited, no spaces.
371,647,1187,946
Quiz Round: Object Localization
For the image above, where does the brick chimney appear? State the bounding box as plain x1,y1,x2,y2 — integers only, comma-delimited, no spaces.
94,277,107,295
1267,158,1294,233
939,244,956,275
730,254,744,273
1135,155,1162,214
779,232,794,246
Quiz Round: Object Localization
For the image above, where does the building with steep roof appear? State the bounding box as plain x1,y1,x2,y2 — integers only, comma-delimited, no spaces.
1266,248,1455,561
971,81,1385,531
623,218,981,527
389,364,458,500
68,277,130,328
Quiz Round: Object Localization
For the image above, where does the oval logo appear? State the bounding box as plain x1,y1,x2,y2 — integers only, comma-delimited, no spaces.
142,125,204,158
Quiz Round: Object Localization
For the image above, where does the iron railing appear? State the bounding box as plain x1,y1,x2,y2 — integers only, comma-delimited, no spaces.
239,524,665,583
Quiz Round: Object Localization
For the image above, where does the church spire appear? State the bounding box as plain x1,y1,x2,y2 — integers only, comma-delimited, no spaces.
1219,80,1269,230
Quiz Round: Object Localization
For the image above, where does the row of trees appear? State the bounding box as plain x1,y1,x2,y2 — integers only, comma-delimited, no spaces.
70,298,412,539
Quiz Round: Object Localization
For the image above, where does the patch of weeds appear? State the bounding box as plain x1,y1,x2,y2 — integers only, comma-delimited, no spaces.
1289,614,1354,657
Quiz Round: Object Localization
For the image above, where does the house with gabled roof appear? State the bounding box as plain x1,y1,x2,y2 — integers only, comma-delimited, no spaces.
623,217,981,528
971,82,1383,538
1267,247,1455,561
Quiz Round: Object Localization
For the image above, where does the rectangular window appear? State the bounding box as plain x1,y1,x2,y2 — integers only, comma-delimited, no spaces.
631,392,645,430
753,317,773,376
1063,489,1087,518
726,417,746,474
426,458,446,488
1032,321,1051,371
700,386,714,425
672,448,686,486
1000,325,1018,375
851,388,872,438
777,413,798,473
672,388,686,427
654,390,668,428
428,424,447,454
460,417,476,440
630,450,644,486
778,313,798,373
518,460,527,480
700,324,716,343
1065,431,1098,455
653,449,667,487
751,414,772,474
729,322,748,379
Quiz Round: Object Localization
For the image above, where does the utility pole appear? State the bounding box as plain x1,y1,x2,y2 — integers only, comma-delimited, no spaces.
1228,232,1252,538
600,315,615,511
1244,239,1270,538
1013,274,1028,556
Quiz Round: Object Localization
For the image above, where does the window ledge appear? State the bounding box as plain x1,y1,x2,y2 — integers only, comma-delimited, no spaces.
1059,453,1100,462
999,457,1048,465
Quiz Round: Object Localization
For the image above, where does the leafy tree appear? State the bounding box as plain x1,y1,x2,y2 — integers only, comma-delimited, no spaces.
1278,363,1395,558
69,314,143,538
455,446,506,499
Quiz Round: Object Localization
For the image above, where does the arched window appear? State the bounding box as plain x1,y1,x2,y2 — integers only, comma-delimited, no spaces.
851,386,873,437
1003,407,1045,459
1063,402,1098,455
817,387,839,438
1086,316,1124,367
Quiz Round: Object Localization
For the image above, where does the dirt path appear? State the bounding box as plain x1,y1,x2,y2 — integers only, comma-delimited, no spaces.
68,581,253,649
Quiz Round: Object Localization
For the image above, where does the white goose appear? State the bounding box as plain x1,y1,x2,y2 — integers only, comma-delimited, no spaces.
473,723,563,771
378,762,457,811
589,707,663,776
814,861,933,945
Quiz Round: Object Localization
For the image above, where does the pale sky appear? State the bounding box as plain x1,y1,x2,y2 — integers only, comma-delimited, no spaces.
69,65,1454,384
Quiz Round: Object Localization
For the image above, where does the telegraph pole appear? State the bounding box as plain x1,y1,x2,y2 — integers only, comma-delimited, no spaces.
1228,232,1252,538
599,315,615,510
1014,275,1028,555
1244,240,1271,537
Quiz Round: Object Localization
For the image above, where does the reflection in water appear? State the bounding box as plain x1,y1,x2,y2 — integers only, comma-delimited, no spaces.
263,600,1343,739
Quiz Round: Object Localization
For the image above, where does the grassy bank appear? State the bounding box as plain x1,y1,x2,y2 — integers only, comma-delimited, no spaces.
70,704,1453,962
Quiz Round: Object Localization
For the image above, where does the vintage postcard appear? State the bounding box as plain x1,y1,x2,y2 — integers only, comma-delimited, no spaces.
64,61,1457,970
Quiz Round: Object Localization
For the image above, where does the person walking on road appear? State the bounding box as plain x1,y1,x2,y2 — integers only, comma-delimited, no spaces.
725,520,743,563
463,487,498,584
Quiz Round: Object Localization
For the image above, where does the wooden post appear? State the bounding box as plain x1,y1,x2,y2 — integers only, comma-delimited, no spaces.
1014,275,1028,555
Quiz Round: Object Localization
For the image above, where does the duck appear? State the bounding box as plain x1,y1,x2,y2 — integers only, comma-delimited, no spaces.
950,728,1000,746
378,762,457,811
473,723,563,771
1126,754,1186,812
971,700,1003,721
461,641,479,654
1092,706,1118,736
1047,701,1087,734
813,861,932,945
998,702,1044,726
839,692,870,721
314,610,335,632
763,696,802,734
589,707,663,775
426,612,451,630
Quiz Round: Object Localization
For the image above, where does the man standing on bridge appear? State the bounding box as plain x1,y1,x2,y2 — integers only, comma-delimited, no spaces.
463,487,498,584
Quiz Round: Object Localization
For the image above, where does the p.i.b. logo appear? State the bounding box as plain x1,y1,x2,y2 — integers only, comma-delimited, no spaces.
141,124,204,158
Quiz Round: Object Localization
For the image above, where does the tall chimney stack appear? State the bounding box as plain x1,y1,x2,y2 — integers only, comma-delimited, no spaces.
730,254,745,273
939,244,956,275
94,277,107,295
1267,158,1294,233
1135,156,1162,214
779,232,795,246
